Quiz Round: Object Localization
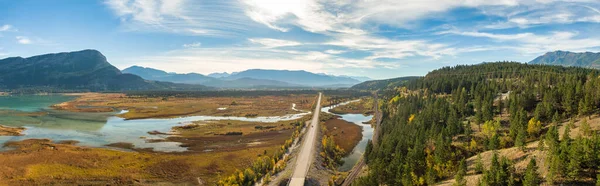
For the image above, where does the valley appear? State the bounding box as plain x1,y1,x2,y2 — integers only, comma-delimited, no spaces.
0,92,325,185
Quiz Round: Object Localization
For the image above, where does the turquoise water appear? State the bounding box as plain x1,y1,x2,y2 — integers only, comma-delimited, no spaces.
0,95,311,152
0,95,75,112
321,100,373,172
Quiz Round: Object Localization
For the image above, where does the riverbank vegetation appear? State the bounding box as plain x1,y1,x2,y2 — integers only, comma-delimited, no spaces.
355,62,600,185
328,98,374,115
217,121,305,185
323,117,362,154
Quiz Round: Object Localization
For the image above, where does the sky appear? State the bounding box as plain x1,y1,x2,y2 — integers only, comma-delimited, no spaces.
1,0,600,79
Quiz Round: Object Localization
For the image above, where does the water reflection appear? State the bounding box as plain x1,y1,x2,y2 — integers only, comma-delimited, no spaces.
321,100,374,172
0,95,311,152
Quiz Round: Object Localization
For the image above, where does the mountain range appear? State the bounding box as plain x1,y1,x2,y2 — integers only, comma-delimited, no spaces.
0,50,210,91
529,51,600,68
123,66,365,88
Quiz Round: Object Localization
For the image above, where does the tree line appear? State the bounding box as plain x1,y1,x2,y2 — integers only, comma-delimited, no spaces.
355,62,600,185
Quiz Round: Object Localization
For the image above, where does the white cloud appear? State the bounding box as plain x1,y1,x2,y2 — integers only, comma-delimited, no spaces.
442,30,600,54
16,36,32,44
324,50,345,54
248,38,301,48
105,0,257,36
0,25,13,32
183,42,201,48
481,2,600,29
101,0,600,77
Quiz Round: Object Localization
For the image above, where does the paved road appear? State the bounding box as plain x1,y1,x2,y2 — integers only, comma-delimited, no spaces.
289,93,322,186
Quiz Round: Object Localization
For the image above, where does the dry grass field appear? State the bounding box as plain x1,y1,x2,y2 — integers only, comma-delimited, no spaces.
0,139,280,185
52,93,316,119
323,117,363,153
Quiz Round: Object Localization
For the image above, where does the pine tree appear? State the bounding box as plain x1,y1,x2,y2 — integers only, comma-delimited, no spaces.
567,140,582,181
537,135,545,151
515,129,527,151
453,159,467,186
475,153,484,174
563,122,572,142
523,158,540,186
581,118,592,137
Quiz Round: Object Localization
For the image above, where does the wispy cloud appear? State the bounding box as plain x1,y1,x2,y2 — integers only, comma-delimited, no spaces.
249,38,301,48
0,25,14,32
441,30,600,54
105,0,259,36
16,36,32,44
182,42,201,48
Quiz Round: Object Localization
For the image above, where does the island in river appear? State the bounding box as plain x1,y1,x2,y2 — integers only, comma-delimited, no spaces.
0,92,319,185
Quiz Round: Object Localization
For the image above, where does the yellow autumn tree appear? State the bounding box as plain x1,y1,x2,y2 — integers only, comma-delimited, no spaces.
408,114,416,123
527,117,542,137
482,120,500,138
469,138,478,151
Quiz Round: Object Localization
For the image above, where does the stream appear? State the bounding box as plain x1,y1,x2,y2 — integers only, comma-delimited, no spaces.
321,100,374,172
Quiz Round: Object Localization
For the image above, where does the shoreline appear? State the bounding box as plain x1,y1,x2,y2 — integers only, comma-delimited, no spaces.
0,125,25,136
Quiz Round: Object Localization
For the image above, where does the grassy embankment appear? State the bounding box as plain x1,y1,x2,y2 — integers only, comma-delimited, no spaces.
328,97,374,116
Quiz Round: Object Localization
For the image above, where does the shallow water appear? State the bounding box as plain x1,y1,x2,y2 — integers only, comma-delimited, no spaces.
0,95,311,152
0,94,75,112
321,100,373,172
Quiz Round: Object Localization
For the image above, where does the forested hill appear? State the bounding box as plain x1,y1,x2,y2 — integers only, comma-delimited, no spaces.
356,62,600,186
350,76,420,91
529,50,600,68
0,50,211,92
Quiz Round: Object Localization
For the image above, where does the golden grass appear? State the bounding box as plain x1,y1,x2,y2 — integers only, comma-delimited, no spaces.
53,93,315,119
323,118,363,153
0,139,281,185
0,125,25,136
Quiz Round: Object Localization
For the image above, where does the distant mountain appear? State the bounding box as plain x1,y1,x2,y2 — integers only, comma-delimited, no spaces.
339,75,371,82
529,51,600,68
351,76,421,91
202,77,300,88
123,66,298,88
123,66,214,84
0,50,210,91
207,72,230,78
224,69,361,87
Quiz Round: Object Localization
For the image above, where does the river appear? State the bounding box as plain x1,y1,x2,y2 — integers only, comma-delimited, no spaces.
321,100,374,172
0,95,311,152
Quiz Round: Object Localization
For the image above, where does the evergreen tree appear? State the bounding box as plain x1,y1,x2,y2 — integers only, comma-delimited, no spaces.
475,153,484,174
581,118,592,137
537,135,545,151
454,159,467,186
523,158,540,186
515,129,527,151
567,140,582,181
563,122,572,142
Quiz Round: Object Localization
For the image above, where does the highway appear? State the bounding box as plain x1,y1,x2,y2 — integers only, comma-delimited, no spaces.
289,93,322,186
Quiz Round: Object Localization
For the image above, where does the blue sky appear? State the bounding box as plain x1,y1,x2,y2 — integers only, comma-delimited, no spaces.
1,0,600,79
